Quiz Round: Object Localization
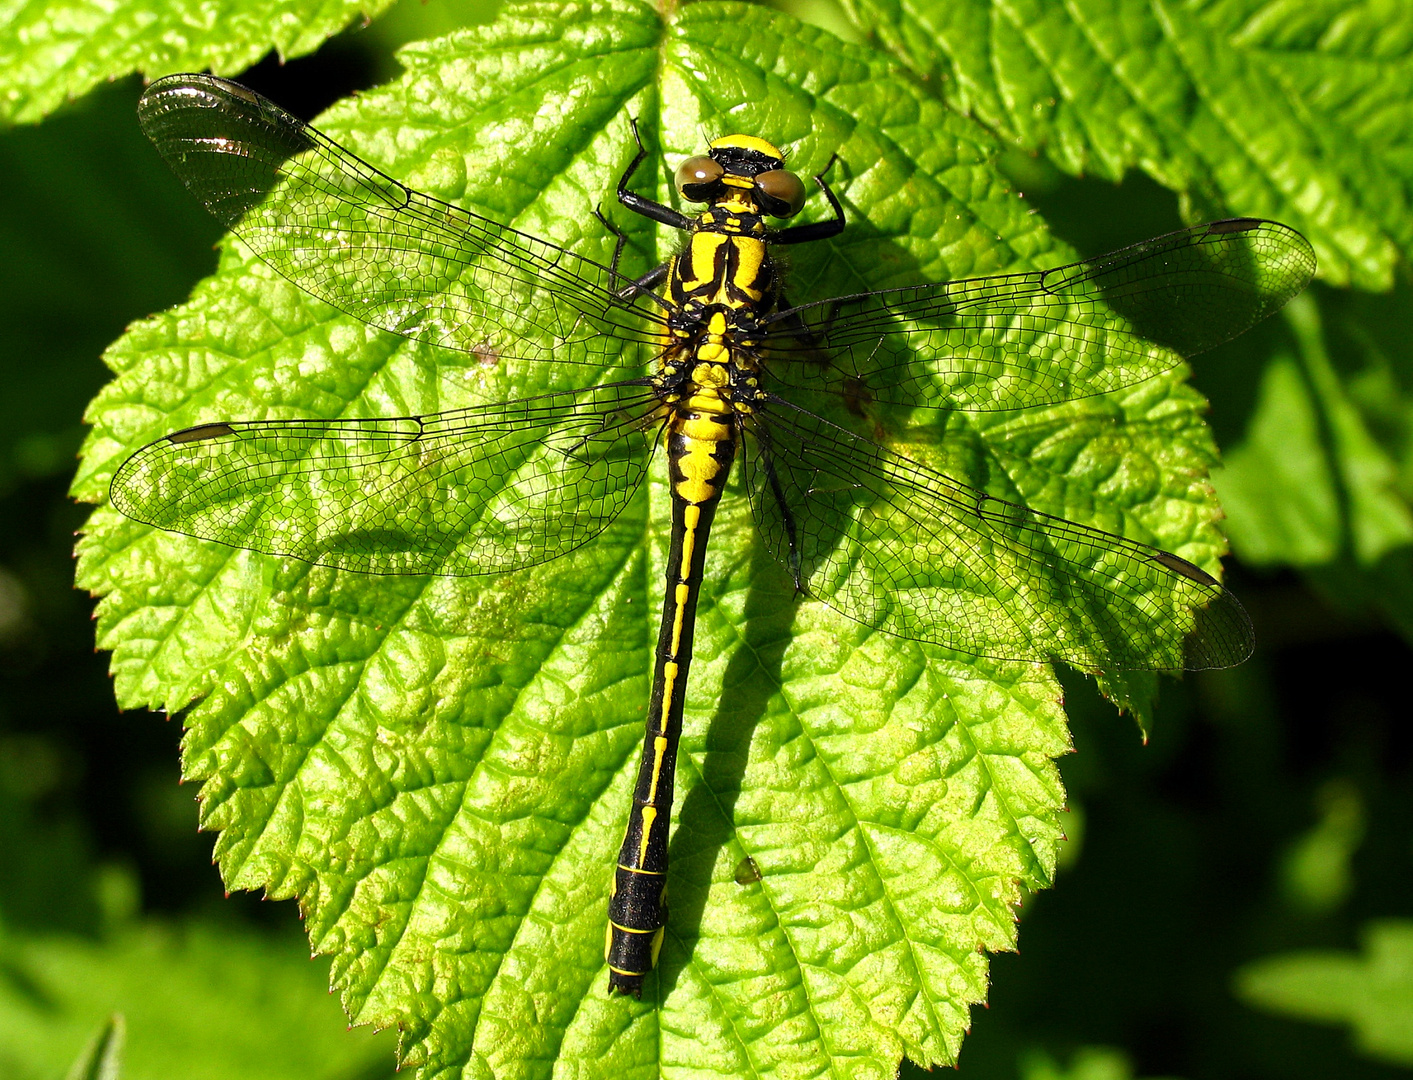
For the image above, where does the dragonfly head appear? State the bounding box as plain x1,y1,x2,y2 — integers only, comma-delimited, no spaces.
674,135,806,219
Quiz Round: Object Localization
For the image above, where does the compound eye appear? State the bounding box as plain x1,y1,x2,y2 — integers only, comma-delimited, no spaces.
675,155,724,201
755,168,806,217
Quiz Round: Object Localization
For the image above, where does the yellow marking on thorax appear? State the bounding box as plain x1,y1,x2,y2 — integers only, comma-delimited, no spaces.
728,236,767,303
682,232,725,289
695,310,730,364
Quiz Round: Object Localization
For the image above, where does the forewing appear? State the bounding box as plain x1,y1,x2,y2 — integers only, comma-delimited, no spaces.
137,74,665,370
766,219,1314,412
742,398,1252,671
109,383,661,576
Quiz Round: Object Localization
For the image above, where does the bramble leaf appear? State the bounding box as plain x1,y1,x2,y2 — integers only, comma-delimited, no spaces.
841,0,1413,290
1213,286,1413,643
0,0,396,126
1237,920,1413,1068
74,2,1240,1075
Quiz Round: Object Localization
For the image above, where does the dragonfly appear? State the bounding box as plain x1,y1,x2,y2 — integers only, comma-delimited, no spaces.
111,73,1315,997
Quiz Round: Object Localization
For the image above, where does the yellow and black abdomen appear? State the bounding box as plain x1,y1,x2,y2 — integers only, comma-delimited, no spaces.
605,394,738,995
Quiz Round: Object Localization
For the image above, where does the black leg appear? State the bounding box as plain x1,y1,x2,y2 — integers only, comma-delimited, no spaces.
764,292,854,344
622,261,671,298
594,206,631,283
618,117,694,232
769,289,822,347
774,155,845,246
594,205,674,305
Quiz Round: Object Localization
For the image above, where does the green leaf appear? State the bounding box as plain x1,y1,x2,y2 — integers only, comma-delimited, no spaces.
74,1,1240,1075
1213,285,1413,643
1219,291,1413,568
64,1015,124,1080
839,0,1413,290
0,922,394,1080
0,0,397,126
1236,920,1413,1068
0,733,104,935
1276,779,1363,915
1020,1045,1181,1080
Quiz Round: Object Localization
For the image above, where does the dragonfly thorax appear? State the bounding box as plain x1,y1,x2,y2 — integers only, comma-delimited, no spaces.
666,222,776,354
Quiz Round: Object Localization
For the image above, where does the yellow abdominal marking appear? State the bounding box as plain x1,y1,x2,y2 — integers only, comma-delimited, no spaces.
690,364,727,389
650,927,665,964
660,660,679,731
679,504,699,575
675,424,724,504
637,805,658,864
645,735,669,803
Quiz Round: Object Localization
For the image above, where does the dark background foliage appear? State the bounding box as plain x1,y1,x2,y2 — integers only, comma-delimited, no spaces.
1,2,1410,1077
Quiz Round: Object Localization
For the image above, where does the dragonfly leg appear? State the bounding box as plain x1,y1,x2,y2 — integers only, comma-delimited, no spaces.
771,290,823,348
767,293,856,358
618,117,694,232
773,155,845,246
621,262,670,298
593,206,671,299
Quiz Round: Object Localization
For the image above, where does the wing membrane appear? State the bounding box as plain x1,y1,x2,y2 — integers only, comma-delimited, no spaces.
137,74,665,370
110,382,662,576
765,219,1315,412
743,398,1251,670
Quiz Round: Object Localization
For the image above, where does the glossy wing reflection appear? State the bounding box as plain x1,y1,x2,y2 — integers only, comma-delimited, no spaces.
766,219,1315,413
743,397,1252,671
110,382,662,576
137,74,667,372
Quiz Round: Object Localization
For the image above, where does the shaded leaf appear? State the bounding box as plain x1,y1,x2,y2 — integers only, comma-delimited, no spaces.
64,1014,124,1080
0,0,396,125
0,923,393,1080
1214,287,1413,644
0,78,219,497
1277,779,1363,915
1237,920,1413,1067
1020,1044,1182,1080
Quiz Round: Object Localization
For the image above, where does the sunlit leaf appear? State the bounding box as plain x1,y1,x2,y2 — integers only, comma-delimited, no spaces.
842,0,1413,290
74,2,1243,1075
